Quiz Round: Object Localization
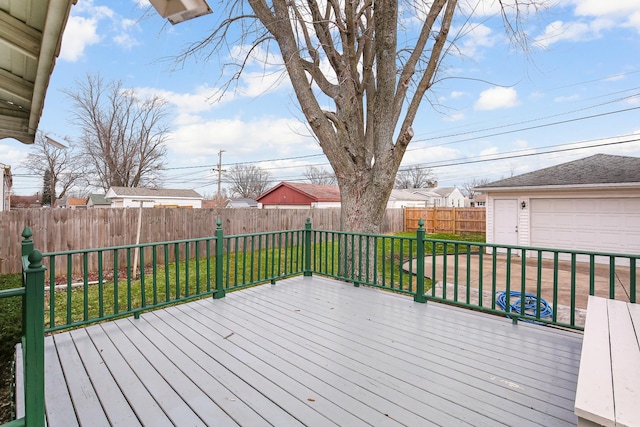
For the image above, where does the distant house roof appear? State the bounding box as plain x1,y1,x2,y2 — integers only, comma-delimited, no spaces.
107,187,203,199
88,193,111,206
389,189,430,201
430,187,459,197
66,197,87,207
258,182,341,203
478,154,640,190
226,198,259,208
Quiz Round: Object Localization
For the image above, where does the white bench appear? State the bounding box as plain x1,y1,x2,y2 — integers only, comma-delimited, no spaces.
574,296,640,427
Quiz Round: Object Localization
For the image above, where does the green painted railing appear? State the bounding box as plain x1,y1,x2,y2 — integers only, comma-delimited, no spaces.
310,220,638,330
42,219,305,332
0,228,46,427
5,218,639,425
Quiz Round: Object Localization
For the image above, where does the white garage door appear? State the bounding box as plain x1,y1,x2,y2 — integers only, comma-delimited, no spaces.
530,198,640,255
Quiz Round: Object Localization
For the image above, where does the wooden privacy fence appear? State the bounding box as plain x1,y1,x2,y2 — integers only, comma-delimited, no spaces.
404,207,486,234
0,208,404,274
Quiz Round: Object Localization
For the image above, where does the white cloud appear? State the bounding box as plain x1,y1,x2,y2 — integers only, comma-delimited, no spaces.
59,16,101,61
474,87,519,111
0,143,28,166
458,23,496,57
534,20,594,48
479,147,500,157
450,91,466,99
554,94,581,103
167,117,312,160
444,112,465,122
114,18,142,49
60,2,145,60
534,0,640,47
570,0,640,18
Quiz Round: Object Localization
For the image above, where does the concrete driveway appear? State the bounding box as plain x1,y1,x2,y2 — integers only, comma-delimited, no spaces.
413,253,639,328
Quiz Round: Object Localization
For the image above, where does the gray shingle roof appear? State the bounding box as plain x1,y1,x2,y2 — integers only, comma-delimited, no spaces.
108,187,203,198
479,154,640,189
88,193,111,205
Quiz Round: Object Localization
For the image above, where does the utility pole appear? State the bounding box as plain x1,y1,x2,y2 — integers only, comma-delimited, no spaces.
213,150,226,208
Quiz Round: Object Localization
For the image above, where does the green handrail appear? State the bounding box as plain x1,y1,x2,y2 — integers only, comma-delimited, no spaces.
1,228,46,427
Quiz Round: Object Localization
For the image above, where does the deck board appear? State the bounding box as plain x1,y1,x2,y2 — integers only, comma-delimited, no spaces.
21,275,583,426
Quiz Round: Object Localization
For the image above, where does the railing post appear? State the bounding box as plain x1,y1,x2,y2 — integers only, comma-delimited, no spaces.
214,218,225,299
23,243,46,427
304,218,312,277
414,219,426,303
21,228,34,337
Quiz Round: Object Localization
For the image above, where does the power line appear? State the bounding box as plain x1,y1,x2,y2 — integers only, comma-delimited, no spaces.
411,92,640,144
410,105,640,149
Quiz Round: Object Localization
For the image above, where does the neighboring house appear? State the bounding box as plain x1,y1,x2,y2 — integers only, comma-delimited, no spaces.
257,182,465,209
87,194,112,208
55,197,87,209
476,153,640,258
469,194,487,208
257,182,341,209
226,198,259,208
66,197,87,209
105,187,203,208
410,186,466,207
1,163,11,212
387,189,430,208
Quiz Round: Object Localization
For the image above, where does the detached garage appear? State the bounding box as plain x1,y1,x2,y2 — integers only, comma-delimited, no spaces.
477,154,640,257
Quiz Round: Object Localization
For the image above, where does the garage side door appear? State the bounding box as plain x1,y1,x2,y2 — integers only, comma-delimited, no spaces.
530,198,640,255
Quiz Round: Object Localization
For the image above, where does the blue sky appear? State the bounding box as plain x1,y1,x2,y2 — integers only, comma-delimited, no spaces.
3,0,640,196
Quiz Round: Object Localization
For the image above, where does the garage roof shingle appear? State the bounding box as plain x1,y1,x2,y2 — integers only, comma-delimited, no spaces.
479,154,640,189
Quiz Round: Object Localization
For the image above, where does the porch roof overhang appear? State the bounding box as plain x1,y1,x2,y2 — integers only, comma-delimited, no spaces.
0,0,76,145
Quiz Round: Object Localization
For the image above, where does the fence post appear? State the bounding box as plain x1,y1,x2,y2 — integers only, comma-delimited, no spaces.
22,228,46,427
414,219,426,303
214,218,225,299
304,218,312,277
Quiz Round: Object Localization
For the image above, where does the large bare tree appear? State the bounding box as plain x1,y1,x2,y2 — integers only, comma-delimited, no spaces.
182,0,541,233
226,165,272,198
461,177,492,198
22,133,83,205
304,165,336,185
395,165,437,189
64,74,169,191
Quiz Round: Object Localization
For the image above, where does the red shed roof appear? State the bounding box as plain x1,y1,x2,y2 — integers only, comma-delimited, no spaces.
257,182,341,203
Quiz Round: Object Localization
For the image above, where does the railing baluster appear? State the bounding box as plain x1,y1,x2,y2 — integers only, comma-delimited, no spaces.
491,247,497,310
49,256,56,329
66,254,72,325
140,246,146,309
127,248,133,311
98,251,104,319
630,258,637,303
478,248,483,307
152,245,158,305
184,242,189,298
552,251,558,324
609,256,616,299
506,248,513,324
114,249,119,314
414,220,425,303
163,244,169,302
571,253,576,326
214,218,225,299
520,248,527,318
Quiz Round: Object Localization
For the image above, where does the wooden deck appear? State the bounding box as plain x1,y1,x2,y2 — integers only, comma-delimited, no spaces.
18,276,583,426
